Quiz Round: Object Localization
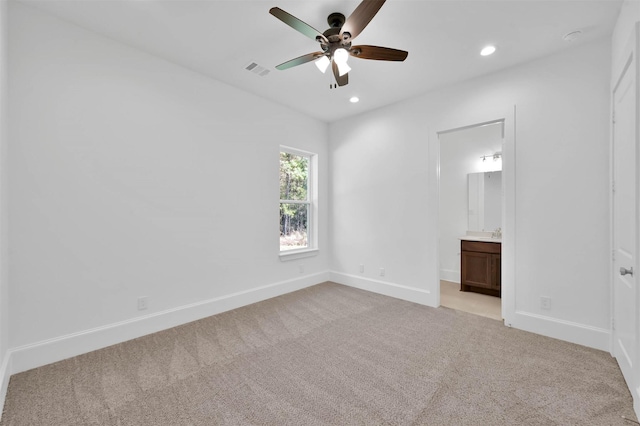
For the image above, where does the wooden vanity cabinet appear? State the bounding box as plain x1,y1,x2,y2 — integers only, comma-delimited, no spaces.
461,240,501,297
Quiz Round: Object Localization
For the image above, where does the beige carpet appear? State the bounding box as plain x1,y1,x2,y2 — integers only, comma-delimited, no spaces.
1,282,636,425
440,280,502,321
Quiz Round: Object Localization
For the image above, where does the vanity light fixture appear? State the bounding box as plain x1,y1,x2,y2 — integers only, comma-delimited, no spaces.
481,152,502,162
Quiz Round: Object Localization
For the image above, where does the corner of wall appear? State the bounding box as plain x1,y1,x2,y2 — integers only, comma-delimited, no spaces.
0,0,10,420
329,271,436,307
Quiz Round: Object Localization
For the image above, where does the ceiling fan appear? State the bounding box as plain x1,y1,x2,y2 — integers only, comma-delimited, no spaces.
269,0,408,88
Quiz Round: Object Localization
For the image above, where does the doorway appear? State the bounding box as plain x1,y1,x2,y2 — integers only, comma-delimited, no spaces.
611,23,639,413
437,120,505,321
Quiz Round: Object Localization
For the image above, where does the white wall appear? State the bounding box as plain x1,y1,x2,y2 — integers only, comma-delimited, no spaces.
0,0,10,405
439,123,503,283
328,109,433,304
330,38,612,350
7,3,330,372
612,0,640,68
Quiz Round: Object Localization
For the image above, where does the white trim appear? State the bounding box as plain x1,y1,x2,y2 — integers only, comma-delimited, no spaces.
280,145,315,158
439,269,460,284
501,106,517,325
8,272,330,375
0,352,11,421
279,248,319,261
511,310,610,351
437,118,505,137
279,146,318,254
329,271,434,307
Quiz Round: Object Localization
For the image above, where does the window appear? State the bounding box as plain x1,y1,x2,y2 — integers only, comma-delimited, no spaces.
279,147,316,254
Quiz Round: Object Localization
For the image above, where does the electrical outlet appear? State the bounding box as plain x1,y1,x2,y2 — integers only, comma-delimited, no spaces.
540,296,551,310
380,268,385,277
359,264,364,273
138,296,148,311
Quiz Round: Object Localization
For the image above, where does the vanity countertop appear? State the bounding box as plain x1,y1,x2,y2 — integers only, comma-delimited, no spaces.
460,235,502,243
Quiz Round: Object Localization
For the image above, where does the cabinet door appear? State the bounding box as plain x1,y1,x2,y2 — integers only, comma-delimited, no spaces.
491,253,501,291
461,251,492,289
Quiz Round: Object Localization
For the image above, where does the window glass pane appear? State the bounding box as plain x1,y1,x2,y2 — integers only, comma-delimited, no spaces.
280,152,308,201
280,202,308,251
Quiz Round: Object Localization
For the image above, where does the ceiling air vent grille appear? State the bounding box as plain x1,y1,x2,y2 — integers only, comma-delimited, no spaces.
245,62,270,77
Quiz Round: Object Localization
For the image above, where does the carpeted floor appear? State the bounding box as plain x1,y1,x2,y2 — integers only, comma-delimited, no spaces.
1,282,636,425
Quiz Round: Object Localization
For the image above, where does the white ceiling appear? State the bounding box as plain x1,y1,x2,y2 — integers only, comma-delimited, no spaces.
20,0,623,123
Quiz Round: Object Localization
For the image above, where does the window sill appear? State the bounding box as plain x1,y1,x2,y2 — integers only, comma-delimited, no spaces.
279,248,319,261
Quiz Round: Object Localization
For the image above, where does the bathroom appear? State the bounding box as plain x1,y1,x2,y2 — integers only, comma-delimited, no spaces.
438,121,504,320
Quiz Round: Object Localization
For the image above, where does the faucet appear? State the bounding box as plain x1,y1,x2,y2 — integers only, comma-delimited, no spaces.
492,227,502,239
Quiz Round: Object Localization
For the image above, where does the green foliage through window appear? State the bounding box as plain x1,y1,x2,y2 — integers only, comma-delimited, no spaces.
280,152,310,251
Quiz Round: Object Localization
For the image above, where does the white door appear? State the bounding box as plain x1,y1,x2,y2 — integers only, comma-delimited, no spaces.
612,26,639,397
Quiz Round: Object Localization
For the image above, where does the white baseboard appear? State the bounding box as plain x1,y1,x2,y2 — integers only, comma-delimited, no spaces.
634,385,640,423
9,272,330,375
329,271,435,307
439,269,460,284
510,310,610,351
0,351,11,419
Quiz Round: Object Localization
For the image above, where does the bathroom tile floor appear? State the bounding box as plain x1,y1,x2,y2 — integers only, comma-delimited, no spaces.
440,280,502,321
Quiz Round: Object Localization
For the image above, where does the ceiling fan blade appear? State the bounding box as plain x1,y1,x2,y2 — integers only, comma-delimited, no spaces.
341,0,386,40
276,52,325,70
269,7,328,44
350,45,408,61
332,61,349,87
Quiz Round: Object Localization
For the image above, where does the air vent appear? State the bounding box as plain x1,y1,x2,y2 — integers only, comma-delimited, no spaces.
245,62,271,77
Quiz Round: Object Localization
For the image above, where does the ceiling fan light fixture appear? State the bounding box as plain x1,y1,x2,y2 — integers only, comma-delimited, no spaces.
315,55,330,73
336,61,351,76
269,1,409,87
333,48,349,64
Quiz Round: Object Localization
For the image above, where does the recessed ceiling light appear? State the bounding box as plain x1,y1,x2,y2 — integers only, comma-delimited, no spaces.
480,45,496,56
350,96,359,103
563,30,582,42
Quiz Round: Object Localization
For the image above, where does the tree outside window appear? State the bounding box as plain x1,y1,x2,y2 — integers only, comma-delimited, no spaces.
280,149,313,251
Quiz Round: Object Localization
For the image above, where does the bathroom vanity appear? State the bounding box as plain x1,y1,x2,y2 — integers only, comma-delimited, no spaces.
460,237,501,297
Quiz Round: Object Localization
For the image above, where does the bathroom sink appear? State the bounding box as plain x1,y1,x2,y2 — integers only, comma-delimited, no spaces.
459,235,502,243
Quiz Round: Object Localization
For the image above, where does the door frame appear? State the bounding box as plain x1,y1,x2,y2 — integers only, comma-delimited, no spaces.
431,105,516,325
610,22,640,416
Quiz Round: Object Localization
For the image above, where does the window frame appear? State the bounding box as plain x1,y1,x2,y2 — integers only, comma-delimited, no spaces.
279,146,318,260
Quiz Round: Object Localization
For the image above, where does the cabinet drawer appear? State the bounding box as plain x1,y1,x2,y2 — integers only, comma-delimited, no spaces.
461,240,501,254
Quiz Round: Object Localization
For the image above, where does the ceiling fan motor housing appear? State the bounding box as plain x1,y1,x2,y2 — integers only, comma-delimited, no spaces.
327,12,345,28
320,14,352,54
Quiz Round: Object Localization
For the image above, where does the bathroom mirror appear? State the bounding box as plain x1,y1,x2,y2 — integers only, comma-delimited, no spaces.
468,171,502,231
